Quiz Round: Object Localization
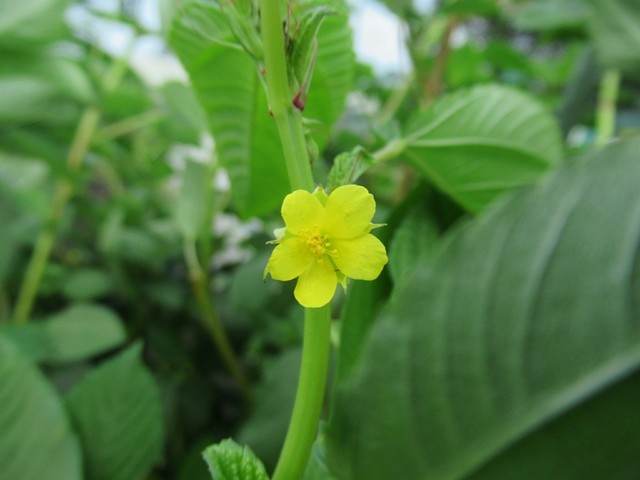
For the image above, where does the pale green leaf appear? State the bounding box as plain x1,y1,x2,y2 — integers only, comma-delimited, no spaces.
175,159,211,240
203,439,269,480
404,84,563,213
0,336,82,480
587,0,640,74
40,303,126,363
327,138,640,479
66,344,164,480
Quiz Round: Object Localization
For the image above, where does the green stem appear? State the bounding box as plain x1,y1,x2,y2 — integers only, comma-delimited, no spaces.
272,306,332,480
372,138,407,165
184,241,252,402
260,2,331,478
260,0,314,192
595,69,620,147
13,108,100,324
12,49,131,324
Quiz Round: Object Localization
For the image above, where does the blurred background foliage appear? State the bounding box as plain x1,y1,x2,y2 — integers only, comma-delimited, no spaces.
1,0,640,478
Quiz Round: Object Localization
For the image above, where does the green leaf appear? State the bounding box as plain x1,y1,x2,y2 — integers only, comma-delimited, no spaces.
62,269,114,300
66,344,164,480
175,159,211,240
41,303,126,363
202,439,269,480
586,0,640,75
326,138,640,479
403,84,563,213
510,0,588,32
387,203,440,288
0,0,70,47
0,52,94,122
327,146,373,191
169,1,353,217
0,336,82,480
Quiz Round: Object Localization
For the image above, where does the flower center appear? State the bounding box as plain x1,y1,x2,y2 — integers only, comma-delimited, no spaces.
301,228,334,257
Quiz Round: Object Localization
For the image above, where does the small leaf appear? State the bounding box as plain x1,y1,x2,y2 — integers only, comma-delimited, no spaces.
40,303,126,363
404,84,563,213
62,269,113,300
327,146,373,191
66,344,164,480
0,336,82,480
202,439,269,480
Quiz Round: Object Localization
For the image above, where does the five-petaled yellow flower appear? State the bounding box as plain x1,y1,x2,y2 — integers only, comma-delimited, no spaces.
265,184,388,308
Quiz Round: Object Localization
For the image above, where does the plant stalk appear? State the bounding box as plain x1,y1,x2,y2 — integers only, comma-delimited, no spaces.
595,69,620,147
183,241,252,402
260,1,331,477
272,306,332,480
12,107,100,324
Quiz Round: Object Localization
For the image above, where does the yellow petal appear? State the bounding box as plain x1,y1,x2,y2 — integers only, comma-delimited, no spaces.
282,190,324,235
324,185,375,239
267,238,313,281
331,234,388,280
294,257,337,308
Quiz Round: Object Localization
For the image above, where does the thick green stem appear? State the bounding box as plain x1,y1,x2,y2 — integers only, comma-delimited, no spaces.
596,69,620,147
260,2,331,478
272,306,332,480
260,0,314,192
184,242,252,402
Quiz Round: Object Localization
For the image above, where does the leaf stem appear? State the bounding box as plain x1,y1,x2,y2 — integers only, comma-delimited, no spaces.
12,107,100,324
595,69,620,147
183,241,252,402
12,49,131,324
272,306,332,480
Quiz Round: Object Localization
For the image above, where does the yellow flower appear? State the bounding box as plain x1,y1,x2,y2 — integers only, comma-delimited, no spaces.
265,185,388,308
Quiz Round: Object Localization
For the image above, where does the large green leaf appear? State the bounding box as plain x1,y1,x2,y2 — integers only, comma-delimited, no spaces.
66,344,164,480
586,0,640,74
403,84,563,213
0,337,82,480
169,1,353,217
326,138,640,479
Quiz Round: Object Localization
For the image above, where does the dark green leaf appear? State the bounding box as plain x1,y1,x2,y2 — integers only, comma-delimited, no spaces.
202,439,269,480
327,138,640,479
237,348,301,471
66,344,164,480
0,336,82,480
404,84,563,212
